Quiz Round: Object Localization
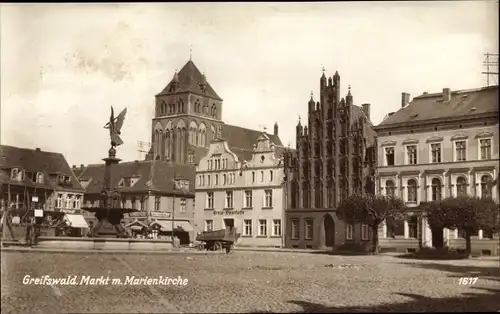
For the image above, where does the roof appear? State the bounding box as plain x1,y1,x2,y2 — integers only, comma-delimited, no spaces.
377,86,499,127
156,60,222,100
350,105,377,148
74,160,195,196
221,124,285,161
0,145,84,191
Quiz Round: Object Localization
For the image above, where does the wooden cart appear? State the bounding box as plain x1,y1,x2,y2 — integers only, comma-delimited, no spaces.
196,228,240,253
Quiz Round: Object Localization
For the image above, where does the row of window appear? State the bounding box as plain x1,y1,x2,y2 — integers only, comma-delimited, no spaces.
384,138,492,166
193,101,217,118
384,174,494,202
158,100,185,116
56,194,82,209
205,190,273,209
198,170,276,187
290,219,370,241
153,196,187,213
10,168,45,184
204,219,282,237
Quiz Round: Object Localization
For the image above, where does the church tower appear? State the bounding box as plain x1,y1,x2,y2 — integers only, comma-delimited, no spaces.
151,59,224,164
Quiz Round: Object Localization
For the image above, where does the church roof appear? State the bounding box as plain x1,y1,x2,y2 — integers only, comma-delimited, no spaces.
156,60,222,101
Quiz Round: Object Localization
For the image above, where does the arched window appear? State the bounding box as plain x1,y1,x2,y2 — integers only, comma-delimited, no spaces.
207,175,211,186
456,177,467,197
211,105,217,117
385,180,395,198
480,175,493,198
431,178,442,201
302,182,310,208
215,174,219,186
407,179,417,202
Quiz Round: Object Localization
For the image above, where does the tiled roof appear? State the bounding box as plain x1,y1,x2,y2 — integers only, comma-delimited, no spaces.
221,124,284,161
0,145,84,191
377,86,499,127
156,60,222,100
75,160,195,196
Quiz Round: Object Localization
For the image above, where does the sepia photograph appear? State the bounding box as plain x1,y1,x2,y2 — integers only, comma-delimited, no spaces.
1,2,499,313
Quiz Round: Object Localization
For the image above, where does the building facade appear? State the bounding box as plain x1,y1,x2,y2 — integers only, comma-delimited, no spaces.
374,86,499,255
195,134,285,247
74,160,196,244
149,58,283,165
284,70,377,249
0,145,85,219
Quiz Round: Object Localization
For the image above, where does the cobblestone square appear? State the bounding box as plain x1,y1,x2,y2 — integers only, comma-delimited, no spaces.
1,250,499,313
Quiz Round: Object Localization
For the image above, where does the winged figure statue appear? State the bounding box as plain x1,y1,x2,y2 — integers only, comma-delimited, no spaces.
104,106,127,147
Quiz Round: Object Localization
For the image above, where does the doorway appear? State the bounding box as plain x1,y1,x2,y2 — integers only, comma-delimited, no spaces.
323,214,335,247
224,218,234,231
431,226,444,248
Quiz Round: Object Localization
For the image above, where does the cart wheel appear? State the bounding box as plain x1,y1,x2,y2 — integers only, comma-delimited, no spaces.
213,242,222,251
197,243,205,251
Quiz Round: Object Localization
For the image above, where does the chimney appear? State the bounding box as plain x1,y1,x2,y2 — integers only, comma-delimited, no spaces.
361,104,371,121
80,164,84,168
35,148,41,151
274,122,279,136
72,165,76,169
442,88,451,102
401,92,410,108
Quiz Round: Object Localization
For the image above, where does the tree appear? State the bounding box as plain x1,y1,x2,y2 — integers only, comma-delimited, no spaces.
336,193,408,254
425,196,499,258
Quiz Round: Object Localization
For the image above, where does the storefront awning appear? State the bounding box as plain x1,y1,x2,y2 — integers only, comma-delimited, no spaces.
64,214,89,228
150,220,173,232
175,221,194,232
130,226,143,231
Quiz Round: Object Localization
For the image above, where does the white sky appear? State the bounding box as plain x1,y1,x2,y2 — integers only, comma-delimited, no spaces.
1,2,498,166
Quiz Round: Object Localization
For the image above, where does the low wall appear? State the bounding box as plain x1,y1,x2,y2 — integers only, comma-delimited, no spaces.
379,238,420,253
37,237,174,251
448,239,500,256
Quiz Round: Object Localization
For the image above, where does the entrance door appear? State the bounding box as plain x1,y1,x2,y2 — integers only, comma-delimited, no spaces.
224,218,234,231
431,226,444,248
323,214,335,247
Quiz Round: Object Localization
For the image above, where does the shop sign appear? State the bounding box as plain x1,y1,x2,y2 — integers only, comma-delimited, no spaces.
126,212,147,218
151,212,171,218
213,210,244,215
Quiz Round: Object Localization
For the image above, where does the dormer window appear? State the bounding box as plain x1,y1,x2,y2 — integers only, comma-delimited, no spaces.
10,168,24,181
58,175,71,186
36,172,44,184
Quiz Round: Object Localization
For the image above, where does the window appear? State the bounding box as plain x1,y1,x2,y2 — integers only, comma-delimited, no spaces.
36,172,44,184
345,224,354,240
243,219,252,236
480,175,493,198
406,145,417,165
431,178,442,201
431,143,441,163
225,191,233,208
386,220,405,237
261,171,264,182
258,219,267,236
408,216,418,239
455,141,466,161
480,139,492,160
407,179,417,202
131,197,137,210
56,193,63,208
361,224,369,241
154,196,161,211
252,172,255,182
72,195,78,209
291,219,299,239
304,219,313,240
223,174,227,185
272,219,282,236
264,189,273,208
456,177,467,197
205,220,213,232
140,197,145,211
180,198,186,213
207,175,211,186
244,190,253,208
10,168,19,180
270,170,273,182
65,195,72,209
385,180,395,198
206,192,214,209
291,219,300,240
385,147,395,166
215,174,219,185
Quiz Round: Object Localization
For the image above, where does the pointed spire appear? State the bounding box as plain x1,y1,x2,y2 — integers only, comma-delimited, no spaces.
348,85,352,95
189,45,193,61
172,70,179,83
297,115,302,126
310,91,314,100
321,66,326,77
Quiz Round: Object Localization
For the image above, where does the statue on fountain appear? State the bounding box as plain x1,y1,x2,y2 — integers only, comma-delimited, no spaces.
87,106,130,238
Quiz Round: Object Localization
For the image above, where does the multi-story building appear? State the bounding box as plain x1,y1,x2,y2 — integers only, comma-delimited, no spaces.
73,160,195,244
0,145,85,224
284,70,377,249
374,86,499,255
195,133,285,247
148,58,283,164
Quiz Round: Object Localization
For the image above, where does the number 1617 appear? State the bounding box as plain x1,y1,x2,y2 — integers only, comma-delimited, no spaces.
458,277,478,285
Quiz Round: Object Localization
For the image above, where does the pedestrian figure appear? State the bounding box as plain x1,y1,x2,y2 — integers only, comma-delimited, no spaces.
1,204,16,240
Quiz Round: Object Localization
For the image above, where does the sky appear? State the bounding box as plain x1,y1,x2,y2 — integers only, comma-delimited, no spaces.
1,2,498,166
